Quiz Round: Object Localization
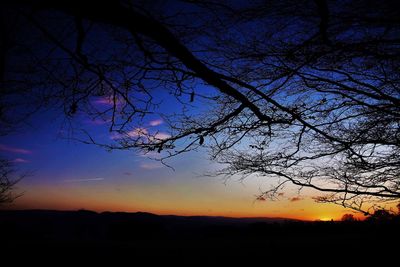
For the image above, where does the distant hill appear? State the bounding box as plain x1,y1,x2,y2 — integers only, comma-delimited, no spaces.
0,209,302,225
0,209,303,249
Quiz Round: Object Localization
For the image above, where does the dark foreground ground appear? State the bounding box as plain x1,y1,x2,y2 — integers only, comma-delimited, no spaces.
1,210,399,263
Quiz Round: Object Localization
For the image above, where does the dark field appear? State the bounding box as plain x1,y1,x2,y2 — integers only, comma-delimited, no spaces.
1,210,399,263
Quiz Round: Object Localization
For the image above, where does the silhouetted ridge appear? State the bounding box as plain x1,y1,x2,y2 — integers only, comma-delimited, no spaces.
1,209,399,261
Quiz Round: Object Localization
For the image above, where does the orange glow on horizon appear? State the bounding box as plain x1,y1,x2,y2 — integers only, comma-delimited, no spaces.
7,174,382,222
7,184,360,221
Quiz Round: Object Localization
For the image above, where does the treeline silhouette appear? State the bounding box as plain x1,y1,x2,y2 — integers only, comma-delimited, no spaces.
1,209,399,252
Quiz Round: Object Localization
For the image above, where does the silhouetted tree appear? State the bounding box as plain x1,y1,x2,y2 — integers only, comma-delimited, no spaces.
341,214,356,222
0,159,22,204
1,0,400,213
366,209,395,222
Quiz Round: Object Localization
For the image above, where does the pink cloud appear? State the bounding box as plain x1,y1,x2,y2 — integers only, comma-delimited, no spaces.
153,132,171,140
256,196,266,201
110,132,122,140
11,158,30,163
149,119,163,126
140,162,162,170
93,96,114,106
110,128,170,141
110,128,148,140
289,197,303,202
128,128,148,137
93,96,125,108
138,151,160,158
0,144,32,154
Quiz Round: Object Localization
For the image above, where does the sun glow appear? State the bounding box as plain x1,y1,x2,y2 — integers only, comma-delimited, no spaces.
318,217,333,222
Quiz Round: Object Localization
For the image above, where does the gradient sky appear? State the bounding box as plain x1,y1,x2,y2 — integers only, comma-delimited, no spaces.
0,98,361,221
0,1,380,221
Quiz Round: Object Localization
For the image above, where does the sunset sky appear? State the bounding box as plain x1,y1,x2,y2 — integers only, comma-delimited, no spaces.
3,0,398,222
0,100,356,221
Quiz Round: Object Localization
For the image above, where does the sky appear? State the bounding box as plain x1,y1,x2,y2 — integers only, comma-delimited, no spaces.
0,0,382,221
0,99,358,221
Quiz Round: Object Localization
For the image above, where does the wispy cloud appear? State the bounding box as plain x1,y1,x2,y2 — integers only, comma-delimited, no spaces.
93,96,114,106
153,132,171,140
140,162,163,170
123,172,132,176
110,132,122,140
256,196,266,201
11,158,30,163
137,151,161,158
289,197,303,202
110,128,170,141
0,144,32,154
149,119,163,126
110,127,149,140
128,128,149,137
63,177,105,183
93,96,125,107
